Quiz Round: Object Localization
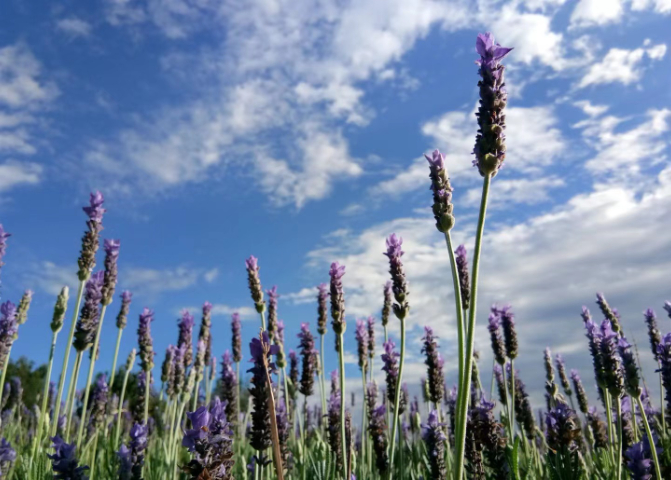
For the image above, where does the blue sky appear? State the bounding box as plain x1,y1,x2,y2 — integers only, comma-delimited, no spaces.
1,0,670,406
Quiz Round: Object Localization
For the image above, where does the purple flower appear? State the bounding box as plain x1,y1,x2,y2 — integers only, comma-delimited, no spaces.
384,234,409,320
493,364,507,406
656,333,671,425
618,336,641,397
327,390,344,470
599,319,624,397
422,410,447,479
555,354,572,397
596,292,622,334
545,400,581,453
570,369,589,415
73,271,104,352
231,313,242,363
422,327,445,405
83,191,105,223
248,332,278,452
367,316,375,360
473,33,512,177
455,245,471,310
116,291,132,330
182,406,211,451
78,192,105,282
355,319,369,372
0,301,18,366
381,340,400,408
199,301,213,366
246,255,264,314
119,423,147,480
664,301,671,318
48,436,89,480
51,286,69,333
381,281,392,328
625,441,653,480
266,286,279,341
0,437,15,474
298,323,317,397
88,375,109,434
644,308,661,361
220,350,238,429
101,239,120,306
581,306,592,323
177,310,194,367
317,283,329,335
496,304,517,360
275,397,292,471
368,402,389,475
329,262,347,340
161,345,176,396
137,308,155,371
487,308,506,366
424,149,455,233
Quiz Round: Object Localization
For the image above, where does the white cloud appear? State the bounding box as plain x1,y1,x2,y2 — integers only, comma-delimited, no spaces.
632,0,671,14
464,176,565,208
570,0,624,28
573,100,608,117
580,109,670,176
0,161,42,192
182,303,257,320
203,268,219,283
24,261,79,296
577,41,667,88
56,17,93,38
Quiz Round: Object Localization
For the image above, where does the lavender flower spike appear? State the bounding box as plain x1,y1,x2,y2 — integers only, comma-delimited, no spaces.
101,239,120,306
368,404,389,475
298,322,317,397
421,327,445,406
381,340,399,408
367,316,375,361
231,312,242,363
473,33,512,177
16,289,33,325
0,225,10,273
618,336,641,398
423,410,447,480
656,333,671,425
73,271,104,352
177,309,194,367
643,308,661,361
266,286,279,341
316,283,329,335
664,301,671,318
381,281,392,329
137,308,155,372
116,291,132,330
248,331,280,455
51,286,69,334
570,370,589,415
0,302,18,367
385,234,409,320
329,262,347,338
77,192,105,282
220,350,238,429
246,256,265,314
198,301,213,366
0,437,15,476
48,436,89,479
355,319,368,373
596,292,622,334
600,319,624,398
487,309,506,366
425,149,455,233
455,245,471,310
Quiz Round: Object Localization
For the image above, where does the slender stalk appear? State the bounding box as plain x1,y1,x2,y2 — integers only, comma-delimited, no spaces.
205,364,212,406
51,279,86,437
0,345,13,430
115,364,132,447
65,351,83,440
388,317,406,480
259,310,266,331
144,369,150,425
604,390,616,466
615,398,622,480
454,174,491,480
236,361,241,438
320,334,327,416
77,305,108,449
109,327,123,389
337,333,347,480
659,367,666,432
89,432,100,480
263,360,285,480
444,231,466,452
635,396,662,480
360,369,367,468
191,378,200,413
384,326,388,344
510,359,516,439
30,330,59,464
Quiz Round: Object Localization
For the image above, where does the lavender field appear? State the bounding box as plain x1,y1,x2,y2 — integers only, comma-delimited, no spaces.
0,24,670,480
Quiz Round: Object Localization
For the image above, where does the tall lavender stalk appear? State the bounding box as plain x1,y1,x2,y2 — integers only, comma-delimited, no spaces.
138,308,155,425
53,192,105,439
198,301,213,405
317,283,329,416
381,282,392,343
0,301,18,430
384,233,410,478
110,291,132,390
644,308,665,431
454,32,511,480
231,312,242,437
77,238,120,448
31,286,69,464
246,256,266,329
329,261,348,480
0,224,10,289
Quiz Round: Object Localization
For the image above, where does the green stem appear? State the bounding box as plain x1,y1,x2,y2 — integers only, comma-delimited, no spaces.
259,310,266,331
659,367,666,432
615,397,622,480
144,368,150,425
604,390,616,466
65,351,83,440
360,369,368,467
337,334,347,480
192,377,201,412
51,279,85,437
388,317,406,480
30,330,59,464
205,364,212,406
320,334,327,417
236,361,241,438
444,232,465,420
636,396,662,480
384,325,388,344
510,359,516,439
454,174,491,480
0,345,13,430
77,305,108,449
109,327,124,389
89,432,100,480
115,364,132,448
